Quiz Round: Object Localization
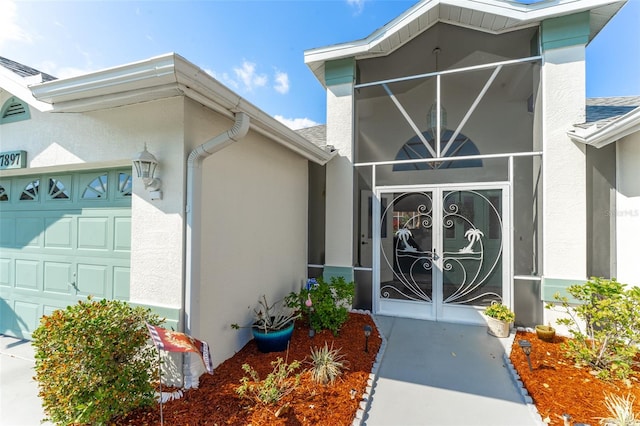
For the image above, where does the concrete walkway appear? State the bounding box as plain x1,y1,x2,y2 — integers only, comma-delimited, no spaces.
363,316,542,426
0,335,51,426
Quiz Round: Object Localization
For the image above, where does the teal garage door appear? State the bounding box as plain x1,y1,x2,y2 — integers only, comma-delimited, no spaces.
0,168,132,339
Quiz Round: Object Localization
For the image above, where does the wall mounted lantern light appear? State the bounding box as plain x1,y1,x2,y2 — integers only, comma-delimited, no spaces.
132,144,163,200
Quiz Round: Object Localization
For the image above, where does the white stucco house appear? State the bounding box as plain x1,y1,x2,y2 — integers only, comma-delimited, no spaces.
0,54,334,371
1,0,639,380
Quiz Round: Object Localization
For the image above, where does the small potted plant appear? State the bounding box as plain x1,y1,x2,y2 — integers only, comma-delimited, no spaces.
483,302,515,338
232,295,301,353
535,324,556,341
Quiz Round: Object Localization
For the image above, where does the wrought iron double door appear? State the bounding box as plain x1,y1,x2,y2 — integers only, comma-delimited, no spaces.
372,184,510,323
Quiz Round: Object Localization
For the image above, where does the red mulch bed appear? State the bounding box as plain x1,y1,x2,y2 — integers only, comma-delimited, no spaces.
118,312,382,425
509,330,640,426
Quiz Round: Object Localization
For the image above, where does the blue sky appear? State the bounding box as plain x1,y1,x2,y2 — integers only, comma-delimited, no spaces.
1,0,639,129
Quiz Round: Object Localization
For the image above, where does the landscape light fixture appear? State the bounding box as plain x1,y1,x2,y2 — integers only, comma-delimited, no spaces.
132,144,163,200
518,339,533,371
363,325,372,353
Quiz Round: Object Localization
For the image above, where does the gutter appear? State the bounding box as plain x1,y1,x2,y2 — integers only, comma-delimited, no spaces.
567,107,640,148
183,111,250,388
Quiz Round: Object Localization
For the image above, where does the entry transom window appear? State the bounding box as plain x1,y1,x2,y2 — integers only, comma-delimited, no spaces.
393,130,482,171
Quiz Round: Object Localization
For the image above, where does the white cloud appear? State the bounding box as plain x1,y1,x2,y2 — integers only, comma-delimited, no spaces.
234,60,268,91
274,115,320,131
346,0,366,14
0,0,33,47
273,71,289,94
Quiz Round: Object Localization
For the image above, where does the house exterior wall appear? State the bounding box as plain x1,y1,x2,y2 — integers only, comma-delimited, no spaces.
0,94,185,314
198,128,310,367
325,77,356,276
586,144,616,279
616,133,640,286
540,45,587,281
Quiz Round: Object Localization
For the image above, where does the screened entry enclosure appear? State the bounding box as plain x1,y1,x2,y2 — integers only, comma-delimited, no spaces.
353,22,542,324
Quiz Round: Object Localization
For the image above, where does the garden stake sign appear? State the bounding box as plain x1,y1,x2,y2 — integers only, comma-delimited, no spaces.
146,323,214,425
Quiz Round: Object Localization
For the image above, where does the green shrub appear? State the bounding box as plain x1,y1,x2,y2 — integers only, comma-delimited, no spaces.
308,342,348,385
32,297,163,425
287,276,354,335
483,302,515,323
236,357,301,405
548,277,640,380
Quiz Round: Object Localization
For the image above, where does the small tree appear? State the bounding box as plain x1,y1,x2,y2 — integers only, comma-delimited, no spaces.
32,297,163,425
549,277,640,380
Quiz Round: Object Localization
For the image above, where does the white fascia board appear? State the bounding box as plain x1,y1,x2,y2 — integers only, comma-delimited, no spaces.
304,0,624,83
28,53,333,165
567,107,640,148
30,53,178,104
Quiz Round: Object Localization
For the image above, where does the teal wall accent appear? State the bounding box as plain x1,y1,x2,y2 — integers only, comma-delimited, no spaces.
541,12,590,51
325,58,356,87
541,277,587,303
132,303,181,331
323,265,354,283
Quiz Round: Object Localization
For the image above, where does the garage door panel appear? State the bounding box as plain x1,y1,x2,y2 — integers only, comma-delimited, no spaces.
78,217,108,250
113,266,130,299
44,217,74,249
0,217,15,246
15,259,39,290
43,261,73,294
14,300,40,335
77,263,107,297
16,217,43,247
0,258,10,287
114,217,131,252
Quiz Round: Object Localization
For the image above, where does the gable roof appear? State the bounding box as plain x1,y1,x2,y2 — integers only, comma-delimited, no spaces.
0,54,334,165
304,0,626,86
569,96,640,148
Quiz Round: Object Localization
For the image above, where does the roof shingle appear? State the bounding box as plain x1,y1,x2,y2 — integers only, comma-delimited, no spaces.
0,56,57,82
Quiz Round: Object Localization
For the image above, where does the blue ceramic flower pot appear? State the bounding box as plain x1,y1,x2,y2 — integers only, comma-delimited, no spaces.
251,321,295,353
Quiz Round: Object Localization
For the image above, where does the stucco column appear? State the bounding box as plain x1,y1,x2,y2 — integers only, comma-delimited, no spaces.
541,13,589,281
324,59,356,280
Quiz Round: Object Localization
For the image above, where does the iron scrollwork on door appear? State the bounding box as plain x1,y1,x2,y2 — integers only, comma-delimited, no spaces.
380,192,434,302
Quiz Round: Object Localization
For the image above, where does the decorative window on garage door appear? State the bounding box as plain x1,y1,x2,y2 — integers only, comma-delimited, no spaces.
81,172,133,199
0,184,8,201
47,177,71,200
19,179,39,201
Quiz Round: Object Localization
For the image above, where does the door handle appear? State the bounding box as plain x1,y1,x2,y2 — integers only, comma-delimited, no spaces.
361,241,369,245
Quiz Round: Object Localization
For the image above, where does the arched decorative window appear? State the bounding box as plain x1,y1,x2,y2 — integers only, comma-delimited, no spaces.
0,184,8,201
0,97,31,124
393,130,482,171
117,172,132,197
82,174,108,199
19,179,39,201
47,178,70,199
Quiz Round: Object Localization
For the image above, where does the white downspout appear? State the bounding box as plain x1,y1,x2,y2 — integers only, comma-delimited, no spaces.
183,112,250,387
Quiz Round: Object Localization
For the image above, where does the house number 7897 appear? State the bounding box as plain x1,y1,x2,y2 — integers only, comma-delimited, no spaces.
0,150,26,170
